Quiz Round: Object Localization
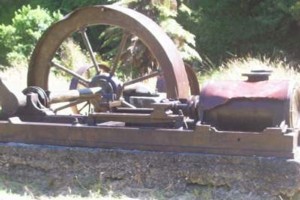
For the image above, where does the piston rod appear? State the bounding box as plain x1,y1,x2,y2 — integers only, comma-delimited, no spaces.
49,87,103,104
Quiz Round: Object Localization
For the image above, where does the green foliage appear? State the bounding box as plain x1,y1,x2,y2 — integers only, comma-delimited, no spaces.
0,0,111,23
2,0,300,74
0,5,62,66
94,0,201,80
178,0,300,69
290,1,300,21
119,0,201,63
27,0,110,14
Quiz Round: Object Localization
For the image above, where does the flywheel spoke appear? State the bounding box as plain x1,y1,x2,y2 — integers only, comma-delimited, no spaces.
123,71,161,87
79,28,100,74
110,31,130,76
78,101,90,113
51,61,90,87
53,99,87,113
121,99,136,109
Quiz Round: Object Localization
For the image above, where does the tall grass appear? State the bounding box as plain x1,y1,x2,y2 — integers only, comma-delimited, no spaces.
199,56,300,83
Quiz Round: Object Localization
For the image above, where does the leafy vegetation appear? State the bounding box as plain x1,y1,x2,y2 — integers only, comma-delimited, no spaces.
178,0,300,69
0,0,200,75
0,5,62,68
120,0,201,62
97,0,200,80
1,0,300,72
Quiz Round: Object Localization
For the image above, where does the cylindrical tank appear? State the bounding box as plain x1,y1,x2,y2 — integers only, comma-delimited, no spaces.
199,70,300,132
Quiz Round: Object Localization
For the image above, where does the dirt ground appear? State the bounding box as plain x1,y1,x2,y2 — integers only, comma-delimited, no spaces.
0,143,299,200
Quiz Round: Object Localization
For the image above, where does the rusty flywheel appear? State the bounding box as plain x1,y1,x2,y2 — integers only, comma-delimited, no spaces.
27,5,191,101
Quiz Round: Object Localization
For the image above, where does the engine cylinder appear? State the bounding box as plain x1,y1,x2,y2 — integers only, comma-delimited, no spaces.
199,71,300,132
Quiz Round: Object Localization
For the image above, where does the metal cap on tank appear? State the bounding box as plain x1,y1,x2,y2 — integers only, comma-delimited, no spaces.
242,70,272,82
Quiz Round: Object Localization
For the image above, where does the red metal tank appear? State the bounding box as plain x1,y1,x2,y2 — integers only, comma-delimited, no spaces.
199,70,300,132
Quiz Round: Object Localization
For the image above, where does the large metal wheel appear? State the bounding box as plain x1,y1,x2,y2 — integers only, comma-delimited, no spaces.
28,5,190,109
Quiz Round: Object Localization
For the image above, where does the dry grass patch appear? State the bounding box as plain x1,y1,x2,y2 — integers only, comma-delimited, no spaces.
0,190,137,200
200,56,300,83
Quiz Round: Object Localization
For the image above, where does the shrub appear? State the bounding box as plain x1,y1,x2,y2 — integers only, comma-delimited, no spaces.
121,0,201,63
178,0,300,69
0,5,62,67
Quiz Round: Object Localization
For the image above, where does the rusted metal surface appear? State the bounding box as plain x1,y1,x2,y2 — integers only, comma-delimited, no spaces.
185,63,200,95
155,63,200,95
200,76,300,131
200,80,291,110
28,5,190,99
0,79,26,117
0,119,297,158
89,102,185,128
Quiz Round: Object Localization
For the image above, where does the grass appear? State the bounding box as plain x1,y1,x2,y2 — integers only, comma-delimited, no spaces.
0,176,138,200
198,56,300,84
0,190,136,200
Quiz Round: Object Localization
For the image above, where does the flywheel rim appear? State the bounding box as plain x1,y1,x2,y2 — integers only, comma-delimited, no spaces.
28,4,190,99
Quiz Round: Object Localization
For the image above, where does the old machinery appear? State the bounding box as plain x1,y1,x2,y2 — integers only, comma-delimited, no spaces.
0,5,299,158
